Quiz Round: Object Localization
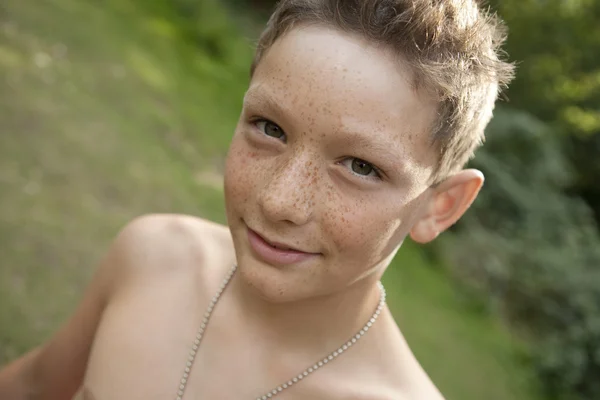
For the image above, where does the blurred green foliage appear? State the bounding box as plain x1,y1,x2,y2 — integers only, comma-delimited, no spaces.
447,109,600,400
490,0,600,224
0,0,250,360
464,1,600,398
495,0,600,135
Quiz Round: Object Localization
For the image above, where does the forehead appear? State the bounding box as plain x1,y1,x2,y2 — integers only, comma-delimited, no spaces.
249,26,439,175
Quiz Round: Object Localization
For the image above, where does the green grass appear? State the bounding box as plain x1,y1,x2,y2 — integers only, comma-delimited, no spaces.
0,1,541,399
384,244,541,399
0,0,237,360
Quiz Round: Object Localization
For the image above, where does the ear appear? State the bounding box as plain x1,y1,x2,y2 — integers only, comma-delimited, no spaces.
410,169,484,244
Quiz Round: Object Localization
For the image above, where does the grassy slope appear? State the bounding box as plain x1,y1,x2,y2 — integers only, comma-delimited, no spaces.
0,1,540,399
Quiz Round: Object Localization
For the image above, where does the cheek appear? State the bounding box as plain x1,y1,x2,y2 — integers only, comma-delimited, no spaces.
224,137,259,209
321,194,404,257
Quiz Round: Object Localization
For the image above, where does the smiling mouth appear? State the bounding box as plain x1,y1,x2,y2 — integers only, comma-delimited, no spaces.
269,242,293,251
252,229,309,253
245,224,320,266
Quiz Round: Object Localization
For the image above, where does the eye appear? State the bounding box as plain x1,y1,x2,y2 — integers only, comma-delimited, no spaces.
340,158,382,180
255,120,286,142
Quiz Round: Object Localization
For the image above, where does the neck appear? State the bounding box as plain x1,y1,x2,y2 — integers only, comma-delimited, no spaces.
229,269,385,354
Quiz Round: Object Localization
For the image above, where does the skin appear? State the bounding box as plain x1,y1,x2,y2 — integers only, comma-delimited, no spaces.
0,26,484,400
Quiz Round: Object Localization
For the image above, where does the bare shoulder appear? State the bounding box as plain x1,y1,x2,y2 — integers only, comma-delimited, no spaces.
377,318,446,400
325,362,444,400
333,313,446,400
117,213,230,249
0,214,234,399
337,363,445,400
112,213,235,286
396,369,446,400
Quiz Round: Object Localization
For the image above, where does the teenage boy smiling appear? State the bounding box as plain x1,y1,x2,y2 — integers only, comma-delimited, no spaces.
0,1,514,399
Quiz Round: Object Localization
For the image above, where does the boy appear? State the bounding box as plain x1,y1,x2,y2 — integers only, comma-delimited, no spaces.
0,0,514,399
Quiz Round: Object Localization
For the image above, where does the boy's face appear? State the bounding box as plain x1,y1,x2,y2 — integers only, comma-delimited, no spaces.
224,26,445,301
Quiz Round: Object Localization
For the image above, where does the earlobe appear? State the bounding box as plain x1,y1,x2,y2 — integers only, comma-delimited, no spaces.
409,169,484,244
409,217,440,244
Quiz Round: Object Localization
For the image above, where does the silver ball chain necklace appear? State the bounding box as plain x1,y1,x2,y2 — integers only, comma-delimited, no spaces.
175,264,386,400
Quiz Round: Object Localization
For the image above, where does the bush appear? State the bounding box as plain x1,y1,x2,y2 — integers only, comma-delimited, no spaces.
443,108,600,400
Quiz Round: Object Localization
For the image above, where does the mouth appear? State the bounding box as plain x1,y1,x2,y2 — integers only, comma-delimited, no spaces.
257,233,303,252
245,224,319,266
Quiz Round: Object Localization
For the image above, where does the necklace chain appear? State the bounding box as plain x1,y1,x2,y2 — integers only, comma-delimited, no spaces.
175,264,386,400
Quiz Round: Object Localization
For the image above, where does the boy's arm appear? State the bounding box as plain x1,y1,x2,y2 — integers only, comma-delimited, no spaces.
0,216,150,400
0,347,42,398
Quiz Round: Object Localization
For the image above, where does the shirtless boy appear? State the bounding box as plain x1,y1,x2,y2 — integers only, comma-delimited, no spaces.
0,0,514,399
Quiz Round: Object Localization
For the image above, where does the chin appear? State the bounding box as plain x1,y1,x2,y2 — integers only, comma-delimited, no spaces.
226,220,319,301
232,244,333,304
235,253,307,302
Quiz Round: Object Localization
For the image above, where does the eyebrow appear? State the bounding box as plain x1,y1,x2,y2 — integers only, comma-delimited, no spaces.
243,87,294,123
335,130,407,172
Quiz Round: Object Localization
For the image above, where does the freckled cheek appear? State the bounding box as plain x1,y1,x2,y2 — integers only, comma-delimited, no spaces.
322,204,401,256
226,137,281,203
224,142,261,206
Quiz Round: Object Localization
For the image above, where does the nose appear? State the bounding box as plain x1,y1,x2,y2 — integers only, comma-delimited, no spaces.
257,154,318,226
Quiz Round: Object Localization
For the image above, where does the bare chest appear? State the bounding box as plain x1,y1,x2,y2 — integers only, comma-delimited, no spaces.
78,276,340,400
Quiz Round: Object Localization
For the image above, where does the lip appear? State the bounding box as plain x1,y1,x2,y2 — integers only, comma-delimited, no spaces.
246,227,319,266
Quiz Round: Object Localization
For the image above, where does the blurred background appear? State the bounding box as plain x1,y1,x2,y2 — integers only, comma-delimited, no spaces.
0,0,599,399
